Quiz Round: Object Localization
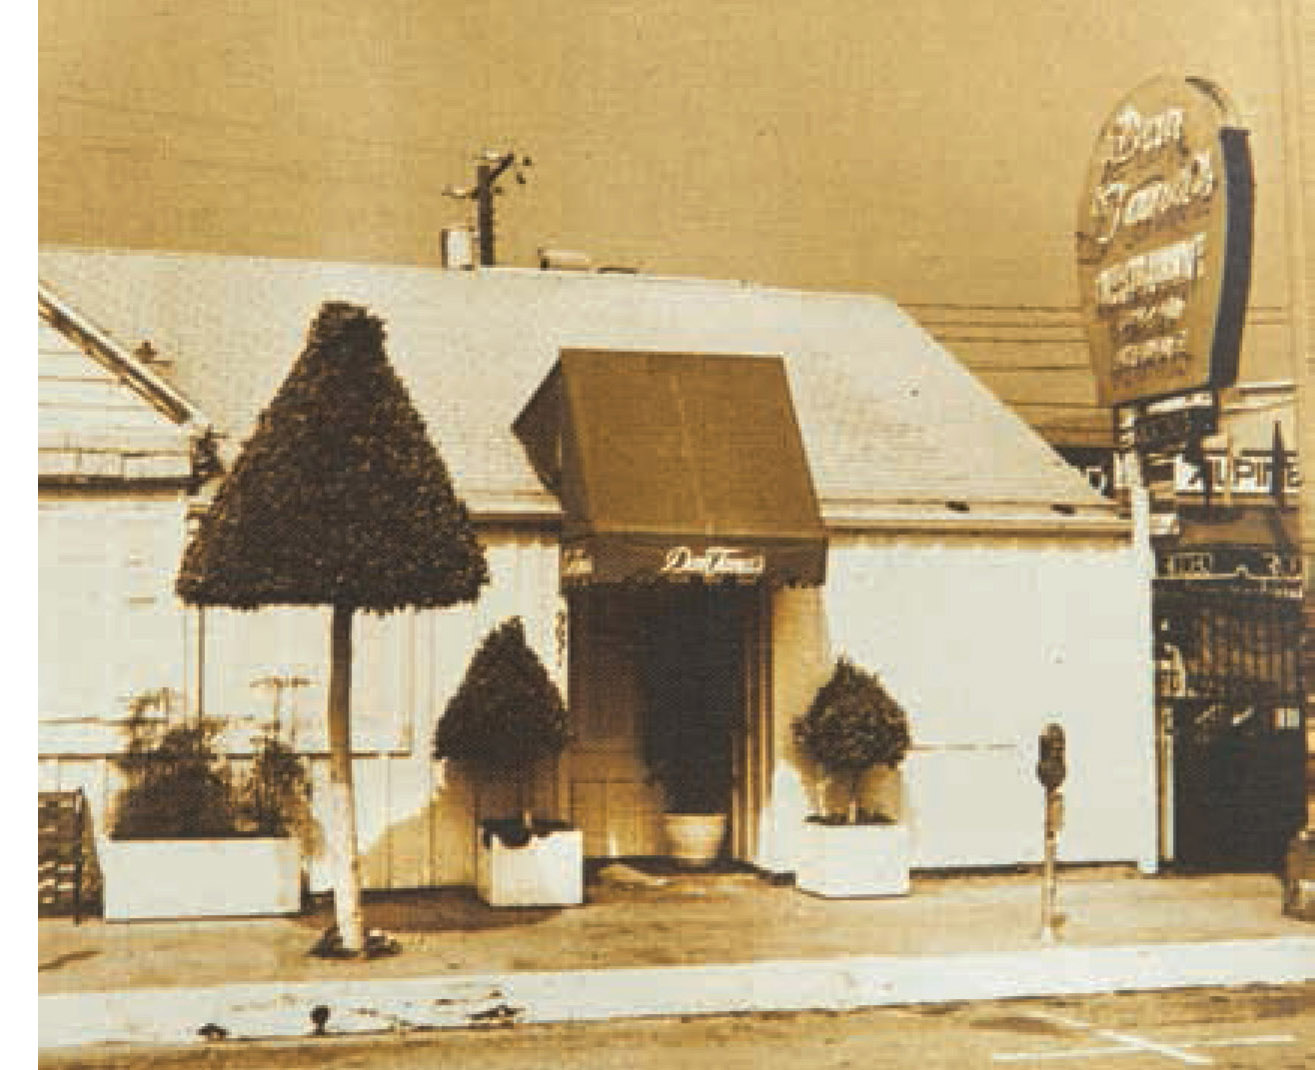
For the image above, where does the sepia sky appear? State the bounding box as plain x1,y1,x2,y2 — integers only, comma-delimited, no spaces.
39,1,1292,310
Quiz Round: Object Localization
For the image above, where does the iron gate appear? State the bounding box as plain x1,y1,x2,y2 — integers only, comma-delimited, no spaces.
1156,582,1306,872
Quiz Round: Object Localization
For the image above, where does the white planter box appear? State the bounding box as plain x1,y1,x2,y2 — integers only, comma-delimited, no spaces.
796,821,910,898
99,837,301,921
476,828,584,907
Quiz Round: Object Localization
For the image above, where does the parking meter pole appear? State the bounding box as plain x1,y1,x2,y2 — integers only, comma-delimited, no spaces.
1037,723,1067,943
1041,789,1061,943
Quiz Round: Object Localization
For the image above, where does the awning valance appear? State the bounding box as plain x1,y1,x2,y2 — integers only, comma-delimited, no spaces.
513,349,827,587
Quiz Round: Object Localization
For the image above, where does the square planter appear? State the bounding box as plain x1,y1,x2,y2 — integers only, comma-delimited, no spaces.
796,821,910,898
476,827,584,907
99,837,301,921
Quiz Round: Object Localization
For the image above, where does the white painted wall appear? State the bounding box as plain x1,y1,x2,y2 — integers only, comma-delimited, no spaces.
38,516,564,892
759,530,1156,875
41,499,1153,888
39,496,193,730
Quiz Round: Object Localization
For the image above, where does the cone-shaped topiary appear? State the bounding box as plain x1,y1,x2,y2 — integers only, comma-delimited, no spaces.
793,658,911,824
175,302,488,954
177,302,487,610
435,617,569,835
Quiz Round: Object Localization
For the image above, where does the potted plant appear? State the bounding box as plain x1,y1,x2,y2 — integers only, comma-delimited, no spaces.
643,714,732,868
638,601,736,869
792,658,912,897
99,693,313,921
434,617,581,907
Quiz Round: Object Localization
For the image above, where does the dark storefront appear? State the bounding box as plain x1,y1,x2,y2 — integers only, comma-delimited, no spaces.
1155,507,1306,871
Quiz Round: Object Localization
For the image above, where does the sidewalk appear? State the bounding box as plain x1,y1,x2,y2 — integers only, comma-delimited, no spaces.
38,867,1315,1050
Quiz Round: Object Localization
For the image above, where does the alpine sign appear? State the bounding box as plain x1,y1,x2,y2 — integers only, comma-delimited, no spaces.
1077,76,1253,408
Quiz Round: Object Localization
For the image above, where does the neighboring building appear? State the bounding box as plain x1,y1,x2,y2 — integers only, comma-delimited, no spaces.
1145,383,1305,872
38,246,1155,892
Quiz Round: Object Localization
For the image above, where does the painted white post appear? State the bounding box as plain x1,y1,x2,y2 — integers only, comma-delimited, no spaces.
1126,450,1161,875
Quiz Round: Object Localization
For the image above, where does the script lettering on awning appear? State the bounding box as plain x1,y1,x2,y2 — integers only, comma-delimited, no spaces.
562,547,595,580
660,546,766,579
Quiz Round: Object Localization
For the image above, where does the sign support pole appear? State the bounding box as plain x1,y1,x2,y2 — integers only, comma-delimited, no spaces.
1123,440,1162,876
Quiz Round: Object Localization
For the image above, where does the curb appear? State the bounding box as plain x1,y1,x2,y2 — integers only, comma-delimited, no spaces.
38,937,1315,1051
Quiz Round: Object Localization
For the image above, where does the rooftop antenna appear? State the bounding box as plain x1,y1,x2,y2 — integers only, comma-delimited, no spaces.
443,150,532,267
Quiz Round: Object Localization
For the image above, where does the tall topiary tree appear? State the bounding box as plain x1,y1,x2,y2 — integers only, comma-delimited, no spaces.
177,302,488,954
793,658,911,825
434,617,569,835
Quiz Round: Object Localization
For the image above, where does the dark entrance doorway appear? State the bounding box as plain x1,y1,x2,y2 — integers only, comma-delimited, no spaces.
566,584,761,861
637,586,751,820
1156,583,1306,872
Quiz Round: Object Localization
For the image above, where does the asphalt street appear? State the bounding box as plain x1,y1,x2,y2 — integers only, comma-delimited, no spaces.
39,983,1315,1070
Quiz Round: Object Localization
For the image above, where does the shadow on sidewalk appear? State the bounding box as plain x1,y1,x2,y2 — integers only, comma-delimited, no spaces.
293,887,562,935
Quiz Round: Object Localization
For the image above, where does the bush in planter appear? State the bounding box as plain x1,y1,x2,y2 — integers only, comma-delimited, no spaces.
792,658,911,825
111,709,312,842
104,713,312,920
637,596,737,818
433,617,570,845
239,732,317,846
641,719,732,815
112,714,239,840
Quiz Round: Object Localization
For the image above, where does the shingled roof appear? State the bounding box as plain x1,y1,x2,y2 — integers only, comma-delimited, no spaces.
37,247,1120,533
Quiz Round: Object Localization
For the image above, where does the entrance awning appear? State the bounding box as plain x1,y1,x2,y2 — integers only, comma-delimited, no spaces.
513,349,827,587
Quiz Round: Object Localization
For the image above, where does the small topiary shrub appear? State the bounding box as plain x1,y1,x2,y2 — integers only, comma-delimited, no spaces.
793,658,911,825
433,617,570,843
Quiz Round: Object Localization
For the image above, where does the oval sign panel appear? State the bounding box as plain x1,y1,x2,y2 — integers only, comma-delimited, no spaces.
1077,76,1253,408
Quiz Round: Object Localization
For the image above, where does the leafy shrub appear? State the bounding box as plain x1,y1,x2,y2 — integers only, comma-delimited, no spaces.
433,617,569,835
793,658,910,824
239,733,316,844
112,706,312,841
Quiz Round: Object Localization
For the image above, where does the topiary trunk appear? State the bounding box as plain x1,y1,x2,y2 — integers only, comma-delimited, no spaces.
326,604,365,953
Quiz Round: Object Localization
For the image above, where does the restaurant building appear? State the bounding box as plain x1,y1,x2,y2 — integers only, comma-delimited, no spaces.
39,246,1155,891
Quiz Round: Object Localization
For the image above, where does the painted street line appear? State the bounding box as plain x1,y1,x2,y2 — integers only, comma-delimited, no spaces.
1187,1034,1298,1048
991,1012,1298,1065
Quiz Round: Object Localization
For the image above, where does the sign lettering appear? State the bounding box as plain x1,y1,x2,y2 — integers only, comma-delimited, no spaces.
1173,450,1302,495
1077,77,1252,407
1163,549,1301,580
660,545,766,579
561,547,595,579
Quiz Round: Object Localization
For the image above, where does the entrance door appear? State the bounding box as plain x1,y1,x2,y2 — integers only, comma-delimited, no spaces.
567,585,759,860
1157,585,1306,871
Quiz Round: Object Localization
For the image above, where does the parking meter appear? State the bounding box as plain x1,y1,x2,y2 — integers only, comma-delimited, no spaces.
1037,723,1067,792
1037,722,1066,942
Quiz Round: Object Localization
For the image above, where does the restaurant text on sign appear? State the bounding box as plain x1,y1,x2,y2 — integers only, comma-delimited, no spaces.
1076,77,1252,408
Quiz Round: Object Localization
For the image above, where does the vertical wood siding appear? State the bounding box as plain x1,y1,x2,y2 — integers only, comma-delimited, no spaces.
39,526,563,891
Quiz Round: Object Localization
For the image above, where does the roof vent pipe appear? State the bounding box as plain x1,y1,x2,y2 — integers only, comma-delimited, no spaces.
538,248,593,272
441,227,476,270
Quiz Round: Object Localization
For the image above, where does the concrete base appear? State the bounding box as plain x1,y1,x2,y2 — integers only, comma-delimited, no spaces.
476,828,584,907
99,837,300,921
